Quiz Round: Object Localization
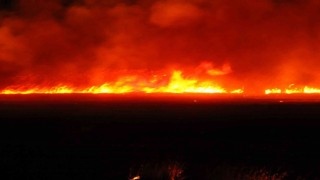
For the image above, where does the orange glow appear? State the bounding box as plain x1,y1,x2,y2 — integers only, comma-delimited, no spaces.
230,89,244,94
265,86,320,95
0,63,244,95
3,84,320,96
285,86,320,94
1,1,320,97
2,62,320,95
304,87,320,93
0,86,75,94
130,176,140,180
141,71,227,94
285,88,301,94
265,88,282,94
3,77,320,96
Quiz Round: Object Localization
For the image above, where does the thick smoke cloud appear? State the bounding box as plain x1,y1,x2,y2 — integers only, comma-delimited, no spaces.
1,0,320,91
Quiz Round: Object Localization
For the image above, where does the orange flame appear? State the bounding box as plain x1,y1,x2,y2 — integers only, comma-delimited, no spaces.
130,176,141,180
265,85,320,95
265,88,282,94
2,62,320,95
0,70,233,94
0,63,243,94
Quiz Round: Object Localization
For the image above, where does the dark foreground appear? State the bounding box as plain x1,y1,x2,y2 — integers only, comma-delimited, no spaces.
1,94,320,179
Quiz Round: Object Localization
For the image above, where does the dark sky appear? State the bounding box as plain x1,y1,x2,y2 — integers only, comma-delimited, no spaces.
0,0,15,10
1,0,320,90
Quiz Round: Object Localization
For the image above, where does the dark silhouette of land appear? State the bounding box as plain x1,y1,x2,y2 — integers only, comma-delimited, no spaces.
1,94,320,179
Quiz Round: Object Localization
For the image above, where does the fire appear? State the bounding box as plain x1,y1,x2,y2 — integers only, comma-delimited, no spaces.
142,71,226,94
0,85,75,94
230,89,244,94
130,176,140,180
1,55,320,95
265,88,282,95
265,85,320,95
1,1,320,97
2,69,320,95
304,87,320,93
0,64,242,94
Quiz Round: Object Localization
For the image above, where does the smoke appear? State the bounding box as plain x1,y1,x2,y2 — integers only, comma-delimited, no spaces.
1,0,320,90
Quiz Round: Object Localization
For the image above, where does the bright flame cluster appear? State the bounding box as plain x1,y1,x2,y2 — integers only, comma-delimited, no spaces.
2,63,320,95
265,85,320,95
0,70,242,94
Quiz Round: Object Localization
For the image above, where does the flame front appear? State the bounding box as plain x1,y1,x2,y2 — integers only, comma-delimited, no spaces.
0,64,238,94
265,86,320,95
2,1,320,96
2,64,320,95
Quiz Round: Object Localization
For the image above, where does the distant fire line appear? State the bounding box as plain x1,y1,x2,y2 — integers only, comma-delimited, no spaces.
1,62,320,95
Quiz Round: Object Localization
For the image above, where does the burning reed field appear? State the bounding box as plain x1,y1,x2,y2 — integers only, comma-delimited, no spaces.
2,0,320,179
